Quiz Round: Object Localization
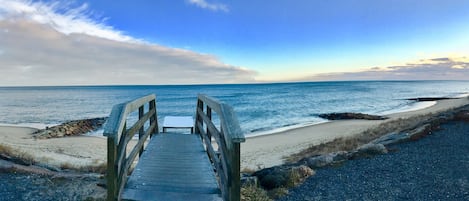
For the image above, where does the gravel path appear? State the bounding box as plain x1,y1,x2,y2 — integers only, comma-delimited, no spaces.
0,171,105,201
279,120,469,201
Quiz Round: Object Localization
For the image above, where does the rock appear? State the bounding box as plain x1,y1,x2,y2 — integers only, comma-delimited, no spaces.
372,132,410,146
351,143,387,159
241,173,258,187
32,117,107,139
331,151,350,162
319,112,388,120
408,124,431,140
300,151,350,169
302,154,334,168
253,165,315,190
292,165,315,180
454,110,469,122
406,97,455,101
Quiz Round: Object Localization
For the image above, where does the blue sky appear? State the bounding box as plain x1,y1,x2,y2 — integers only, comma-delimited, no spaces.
0,0,468,85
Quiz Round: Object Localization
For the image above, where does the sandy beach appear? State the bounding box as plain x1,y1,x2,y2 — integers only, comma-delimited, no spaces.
0,126,107,170
0,97,468,171
241,97,469,169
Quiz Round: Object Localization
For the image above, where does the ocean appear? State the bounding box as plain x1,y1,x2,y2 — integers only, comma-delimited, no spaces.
1,81,468,137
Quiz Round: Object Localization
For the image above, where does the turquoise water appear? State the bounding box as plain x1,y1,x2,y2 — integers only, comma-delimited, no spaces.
0,81,468,136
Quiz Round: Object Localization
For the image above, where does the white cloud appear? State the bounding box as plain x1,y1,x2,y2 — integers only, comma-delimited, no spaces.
0,0,256,86
187,0,229,12
0,0,137,42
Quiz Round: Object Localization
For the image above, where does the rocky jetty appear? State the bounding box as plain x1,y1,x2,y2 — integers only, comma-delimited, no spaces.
406,97,456,101
32,117,107,139
319,112,388,120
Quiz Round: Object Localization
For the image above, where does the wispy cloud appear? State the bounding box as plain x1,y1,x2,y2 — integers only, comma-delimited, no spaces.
0,0,255,86
187,0,229,12
0,0,136,42
303,57,469,81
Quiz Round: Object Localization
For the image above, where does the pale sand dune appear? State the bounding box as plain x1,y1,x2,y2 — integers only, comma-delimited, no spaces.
0,97,468,171
241,97,469,169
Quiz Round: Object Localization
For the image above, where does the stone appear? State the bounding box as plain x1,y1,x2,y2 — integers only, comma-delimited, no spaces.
32,117,107,139
408,124,431,141
351,143,388,159
253,165,314,190
372,132,410,146
331,151,350,162
303,154,334,168
240,173,258,187
292,165,315,180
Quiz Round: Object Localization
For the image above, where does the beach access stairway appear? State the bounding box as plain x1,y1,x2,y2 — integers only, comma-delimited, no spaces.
103,94,245,201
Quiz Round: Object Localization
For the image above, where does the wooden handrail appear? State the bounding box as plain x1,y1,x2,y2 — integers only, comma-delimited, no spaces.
103,94,158,201
195,94,246,201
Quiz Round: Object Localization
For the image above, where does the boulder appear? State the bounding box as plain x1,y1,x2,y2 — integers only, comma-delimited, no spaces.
350,143,387,159
408,124,431,140
302,154,333,168
331,151,350,162
253,165,314,190
240,173,258,187
371,132,409,146
300,151,350,169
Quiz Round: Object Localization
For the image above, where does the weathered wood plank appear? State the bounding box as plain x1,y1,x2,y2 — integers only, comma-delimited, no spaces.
122,189,222,201
104,94,156,138
122,133,222,201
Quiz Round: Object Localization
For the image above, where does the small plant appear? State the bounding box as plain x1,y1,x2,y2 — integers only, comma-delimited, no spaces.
241,184,272,201
241,167,257,174
0,144,36,165
267,187,289,199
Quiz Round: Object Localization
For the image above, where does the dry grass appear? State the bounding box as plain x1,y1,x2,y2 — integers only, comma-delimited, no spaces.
0,144,36,165
60,161,107,174
241,167,257,174
81,163,107,174
267,187,289,200
1,144,106,174
241,184,272,201
285,113,436,163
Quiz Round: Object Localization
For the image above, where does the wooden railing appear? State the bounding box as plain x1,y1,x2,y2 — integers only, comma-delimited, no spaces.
103,94,158,201
195,94,246,201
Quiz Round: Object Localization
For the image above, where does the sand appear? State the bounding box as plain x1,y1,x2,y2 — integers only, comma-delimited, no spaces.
0,126,107,169
0,97,468,171
240,97,469,169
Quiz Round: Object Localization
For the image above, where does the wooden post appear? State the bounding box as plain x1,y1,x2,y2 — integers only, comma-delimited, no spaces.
107,137,118,201
138,106,144,156
149,99,158,136
207,106,212,140
195,99,203,134
229,143,241,201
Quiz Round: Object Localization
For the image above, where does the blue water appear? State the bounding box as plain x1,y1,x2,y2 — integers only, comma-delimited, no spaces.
0,81,468,136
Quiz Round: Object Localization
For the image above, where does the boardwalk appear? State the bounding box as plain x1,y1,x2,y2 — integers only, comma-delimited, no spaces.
104,94,245,201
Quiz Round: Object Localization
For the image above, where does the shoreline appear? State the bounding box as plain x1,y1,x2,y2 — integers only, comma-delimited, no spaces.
0,96,468,171
241,96,469,169
245,98,438,138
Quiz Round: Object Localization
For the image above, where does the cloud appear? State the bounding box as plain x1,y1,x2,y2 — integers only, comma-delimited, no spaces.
0,0,136,42
0,1,255,86
187,0,229,12
303,57,469,81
